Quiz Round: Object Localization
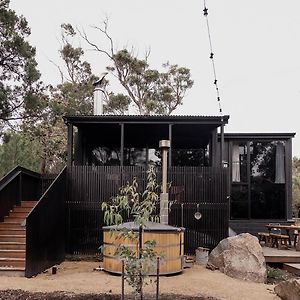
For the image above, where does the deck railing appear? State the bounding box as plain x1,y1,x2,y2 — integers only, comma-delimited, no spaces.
66,165,229,255
25,167,66,277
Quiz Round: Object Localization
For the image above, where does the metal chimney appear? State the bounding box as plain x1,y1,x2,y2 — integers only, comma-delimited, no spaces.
159,139,170,225
93,72,108,115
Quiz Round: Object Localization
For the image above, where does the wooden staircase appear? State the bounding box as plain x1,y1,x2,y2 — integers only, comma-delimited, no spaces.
0,201,37,276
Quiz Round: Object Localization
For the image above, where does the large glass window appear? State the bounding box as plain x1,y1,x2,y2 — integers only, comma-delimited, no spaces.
230,140,286,220
172,124,211,167
172,148,209,166
250,141,286,219
123,148,161,166
85,124,121,166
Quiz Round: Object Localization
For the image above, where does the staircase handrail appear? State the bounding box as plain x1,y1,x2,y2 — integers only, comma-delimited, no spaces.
0,166,41,193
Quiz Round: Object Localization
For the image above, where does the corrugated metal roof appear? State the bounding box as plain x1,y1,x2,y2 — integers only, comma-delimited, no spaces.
221,132,296,139
63,114,230,124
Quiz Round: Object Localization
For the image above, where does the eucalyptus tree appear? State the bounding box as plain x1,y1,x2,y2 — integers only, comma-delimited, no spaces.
0,0,45,126
64,20,193,115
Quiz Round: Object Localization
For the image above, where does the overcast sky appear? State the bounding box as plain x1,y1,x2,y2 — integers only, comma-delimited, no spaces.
10,0,300,156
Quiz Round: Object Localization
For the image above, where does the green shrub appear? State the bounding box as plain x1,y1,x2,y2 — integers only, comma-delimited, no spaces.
267,266,286,281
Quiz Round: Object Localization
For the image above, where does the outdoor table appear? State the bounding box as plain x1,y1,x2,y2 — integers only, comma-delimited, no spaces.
265,224,300,251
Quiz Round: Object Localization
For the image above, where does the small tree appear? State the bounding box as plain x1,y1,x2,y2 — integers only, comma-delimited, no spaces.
101,166,161,299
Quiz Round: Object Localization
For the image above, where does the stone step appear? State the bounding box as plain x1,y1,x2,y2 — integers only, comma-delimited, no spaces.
0,258,25,268
283,263,300,276
0,242,25,250
0,249,25,259
0,267,25,277
0,235,25,243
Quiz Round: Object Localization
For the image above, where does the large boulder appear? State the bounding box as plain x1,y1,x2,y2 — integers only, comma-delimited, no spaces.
274,279,300,300
207,233,267,283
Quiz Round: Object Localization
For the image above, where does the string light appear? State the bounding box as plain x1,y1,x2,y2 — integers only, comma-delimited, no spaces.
203,0,223,120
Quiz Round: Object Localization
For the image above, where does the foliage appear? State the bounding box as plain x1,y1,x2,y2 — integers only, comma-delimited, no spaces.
0,131,42,177
115,239,158,296
101,166,161,297
266,266,286,281
0,0,45,124
23,24,98,174
292,156,300,216
69,20,193,115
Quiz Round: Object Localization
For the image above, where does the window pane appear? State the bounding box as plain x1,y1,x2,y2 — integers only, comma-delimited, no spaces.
91,147,120,166
172,148,209,166
231,185,249,219
124,148,147,166
250,141,286,219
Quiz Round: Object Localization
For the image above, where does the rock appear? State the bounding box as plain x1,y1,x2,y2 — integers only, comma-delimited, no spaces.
207,233,267,283
274,279,300,300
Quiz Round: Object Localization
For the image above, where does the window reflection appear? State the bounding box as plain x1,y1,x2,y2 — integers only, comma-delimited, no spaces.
91,147,120,166
250,141,285,183
124,148,147,166
250,141,286,219
172,148,209,166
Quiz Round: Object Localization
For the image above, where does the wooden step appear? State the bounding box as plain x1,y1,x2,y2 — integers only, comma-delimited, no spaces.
0,235,25,243
0,242,25,250
20,201,37,208
0,228,25,235
283,263,300,276
9,212,28,218
0,223,23,229
0,249,25,258
0,266,25,277
13,207,32,213
3,217,24,224
0,258,25,268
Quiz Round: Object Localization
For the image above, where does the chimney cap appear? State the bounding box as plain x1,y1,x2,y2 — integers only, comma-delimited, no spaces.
159,140,170,149
93,72,108,87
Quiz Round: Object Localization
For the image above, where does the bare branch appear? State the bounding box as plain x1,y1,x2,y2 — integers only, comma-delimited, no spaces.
49,59,66,84
78,27,113,60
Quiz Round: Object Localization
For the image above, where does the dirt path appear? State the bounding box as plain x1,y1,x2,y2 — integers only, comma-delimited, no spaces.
0,262,279,300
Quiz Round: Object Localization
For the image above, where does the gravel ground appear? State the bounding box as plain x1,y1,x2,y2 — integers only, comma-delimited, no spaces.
0,261,280,300
0,290,217,300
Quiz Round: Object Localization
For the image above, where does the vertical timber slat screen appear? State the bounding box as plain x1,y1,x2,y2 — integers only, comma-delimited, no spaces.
26,167,66,277
66,166,229,255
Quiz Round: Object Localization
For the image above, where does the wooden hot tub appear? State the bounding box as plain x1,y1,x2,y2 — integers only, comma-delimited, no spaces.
102,221,185,275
